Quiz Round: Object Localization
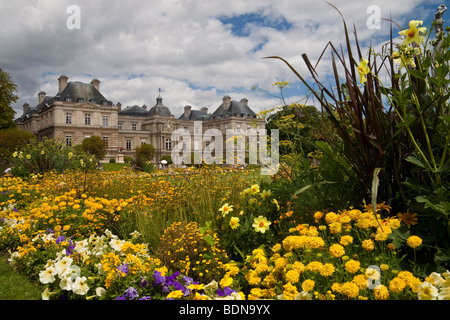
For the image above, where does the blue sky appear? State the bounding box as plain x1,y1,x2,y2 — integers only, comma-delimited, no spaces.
0,0,446,118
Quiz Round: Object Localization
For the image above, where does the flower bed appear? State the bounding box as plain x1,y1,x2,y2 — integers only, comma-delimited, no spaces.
1,171,448,300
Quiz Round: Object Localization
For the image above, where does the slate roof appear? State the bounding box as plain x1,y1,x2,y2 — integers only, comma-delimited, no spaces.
208,98,257,120
148,96,172,117
16,81,113,122
59,81,112,105
178,109,209,121
119,105,149,117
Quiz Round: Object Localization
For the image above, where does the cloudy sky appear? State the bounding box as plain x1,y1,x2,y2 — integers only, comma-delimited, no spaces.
0,0,443,119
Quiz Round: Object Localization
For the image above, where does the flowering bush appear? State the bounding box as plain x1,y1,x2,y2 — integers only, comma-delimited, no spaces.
216,184,282,260
154,221,230,284
240,204,429,300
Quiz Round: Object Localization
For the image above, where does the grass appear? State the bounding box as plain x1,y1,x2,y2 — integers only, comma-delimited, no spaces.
102,162,130,171
0,255,42,300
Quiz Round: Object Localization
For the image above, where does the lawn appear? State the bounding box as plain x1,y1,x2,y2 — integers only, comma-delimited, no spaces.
0,254,42,300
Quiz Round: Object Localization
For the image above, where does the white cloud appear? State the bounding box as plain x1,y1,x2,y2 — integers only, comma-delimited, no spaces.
0,0,441,119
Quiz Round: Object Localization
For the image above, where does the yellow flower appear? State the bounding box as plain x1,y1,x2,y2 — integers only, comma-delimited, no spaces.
167,290,184,299
319,263,335,277
250,184,260,194
398,20,427,45
220,276,233,288
341,282,359,299
252,216,271,234
219,203,233,217
229,216,240,229
362,239,375,251
357,59,370,84
285,269,300,283
301,279,315,292
344,259,361,274
329,243,345,258
373,285,389,300
389,277,406,294
340,235,353,246
407,235,422,249
272,81,290,88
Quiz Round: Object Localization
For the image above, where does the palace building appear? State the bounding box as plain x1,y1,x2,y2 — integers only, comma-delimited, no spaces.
15,75,265,164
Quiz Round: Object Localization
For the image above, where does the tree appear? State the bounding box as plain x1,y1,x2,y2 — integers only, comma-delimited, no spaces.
81,136,107,160
0,128,35,163
0,68,18,130
135,144,155,171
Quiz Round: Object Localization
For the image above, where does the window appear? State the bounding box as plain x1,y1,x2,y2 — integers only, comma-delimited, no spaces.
85,114,91,125
141,140,146,145
103,136,109,147
184,127,188,133
103,115,109,127
237,124,241,132
132,123,137,131
118,122,122,130
165,138,171,150
126,139,132,151
66,113,72,125
65,97,72,102
66,135,72,147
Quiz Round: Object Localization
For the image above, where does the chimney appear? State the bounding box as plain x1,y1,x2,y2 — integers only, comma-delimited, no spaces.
240,98,248,106
117,102,122,112
90,78,100,91
142,104,147,110
184,105,192,118
38,91,46,104
201,107,208,114
222,96,231,110
58,75,68,95
23,103,30,115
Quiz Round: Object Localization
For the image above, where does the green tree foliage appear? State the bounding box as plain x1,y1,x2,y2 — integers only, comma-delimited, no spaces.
0,128,35,163
0,68,18,130
82,136,107,161
135,144,156,172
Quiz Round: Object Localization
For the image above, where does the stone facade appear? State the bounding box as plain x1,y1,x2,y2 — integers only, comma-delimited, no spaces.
15,75,265,165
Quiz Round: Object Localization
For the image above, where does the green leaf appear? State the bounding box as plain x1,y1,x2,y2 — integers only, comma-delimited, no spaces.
408,69,427,80
416,196,448,216
405,155,426,169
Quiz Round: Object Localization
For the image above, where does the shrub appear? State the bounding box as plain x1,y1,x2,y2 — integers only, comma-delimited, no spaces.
0,128,35,164
154,221,230,284
10,138,76,177
82,136,107,161
135,144,156,172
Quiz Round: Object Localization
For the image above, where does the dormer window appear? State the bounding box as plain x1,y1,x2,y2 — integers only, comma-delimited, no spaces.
77,98,84,103
65,97,72,102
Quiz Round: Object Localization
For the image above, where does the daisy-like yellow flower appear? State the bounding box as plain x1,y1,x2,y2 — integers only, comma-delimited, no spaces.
252,216,271,234
219,203,233,217
229,216,240,229
167,290,184,299
357,59,370,84
398,20,427,45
